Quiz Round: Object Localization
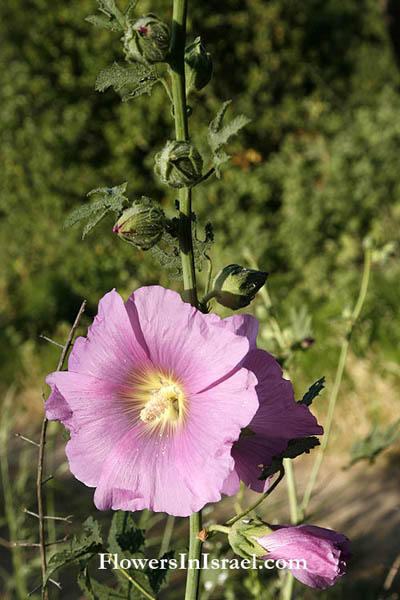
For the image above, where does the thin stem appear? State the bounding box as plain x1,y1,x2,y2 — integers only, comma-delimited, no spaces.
0,386,28,599
185,512,202,600
108,555,156,600
159,76,174,103
301,248,372,513
200,289,218,306
283,459,299,525
37,299,86,598
207,524,230,535
234,481,246,515
281,572,295,600
226,468,285,526
37,417,49,600
159,515,175,558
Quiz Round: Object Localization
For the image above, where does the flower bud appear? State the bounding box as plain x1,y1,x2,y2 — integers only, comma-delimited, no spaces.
123,14,170,64
154,140,203,189
113,197,165,250
228,518,273,561
185,37,213,93
253,524,351,589
212,264,268,310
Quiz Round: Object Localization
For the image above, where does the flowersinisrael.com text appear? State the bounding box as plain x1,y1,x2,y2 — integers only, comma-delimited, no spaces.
98,553,307,572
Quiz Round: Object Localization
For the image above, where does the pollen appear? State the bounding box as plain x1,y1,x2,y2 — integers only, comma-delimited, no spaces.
140,384,181,423
125,371,186,432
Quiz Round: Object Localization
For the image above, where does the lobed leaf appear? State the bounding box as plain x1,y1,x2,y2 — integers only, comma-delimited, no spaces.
64,183,129,239
45,517,103,583
208,101,251,177
96,63,159,100
346,419,400,468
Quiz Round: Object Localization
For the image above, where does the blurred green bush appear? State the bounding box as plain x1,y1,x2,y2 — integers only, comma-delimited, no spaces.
1,0,399,388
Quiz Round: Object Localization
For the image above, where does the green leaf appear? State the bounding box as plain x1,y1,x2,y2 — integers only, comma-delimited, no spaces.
78,561,126,600
193,220,214,272
299,376,325,406
45,517,103,583
86,0,125,30
124,0,139,18
108,511,145,556
85,14,123,32
346,419,400,469
96,63,159,100
147,217,214,279
64,183,129,239
259,437,320,480
207,101,251,177
146,550,174,594
97,0,123,20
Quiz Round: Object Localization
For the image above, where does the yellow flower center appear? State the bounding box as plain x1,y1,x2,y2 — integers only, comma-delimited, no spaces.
140,383,181,423
122,370,186,433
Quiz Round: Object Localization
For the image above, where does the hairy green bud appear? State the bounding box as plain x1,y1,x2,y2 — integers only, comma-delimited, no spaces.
123,14,170,64
154,140,203,189
212,264,268,310
228,518,272,561
185,37,213,93
113,197,165,250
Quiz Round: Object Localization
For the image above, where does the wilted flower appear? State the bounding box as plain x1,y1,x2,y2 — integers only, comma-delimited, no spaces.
123,14,170,64
45,287,259,516
254,524,351,589
221,316,323,495
154,140,203,189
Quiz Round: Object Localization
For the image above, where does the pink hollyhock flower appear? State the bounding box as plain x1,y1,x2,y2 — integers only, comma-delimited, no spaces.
254,524,351,589
45,286,260,517
221,316,323,495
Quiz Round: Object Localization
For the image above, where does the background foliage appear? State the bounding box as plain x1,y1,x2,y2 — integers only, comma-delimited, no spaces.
1,0,400,597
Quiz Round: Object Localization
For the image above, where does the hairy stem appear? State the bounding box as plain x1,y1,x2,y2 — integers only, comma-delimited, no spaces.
170,1,202,598
170,0,197,306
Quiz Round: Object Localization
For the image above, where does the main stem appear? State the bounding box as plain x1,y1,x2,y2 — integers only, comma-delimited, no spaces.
170,2,202,599
170,0,197,307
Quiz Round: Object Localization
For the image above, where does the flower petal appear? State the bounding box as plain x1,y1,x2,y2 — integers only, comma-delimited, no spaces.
94,366,259,516
230,349,323,491
45,371,134,487
125,286,251,394
256,525,350,589
68,289,151,384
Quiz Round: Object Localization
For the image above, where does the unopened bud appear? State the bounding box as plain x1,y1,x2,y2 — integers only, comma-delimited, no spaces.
300,337,315,349
154,140,203,189
228,518,272,561
212,264,268,310
185,37,213,93
123,14,170,64
113,197,165,250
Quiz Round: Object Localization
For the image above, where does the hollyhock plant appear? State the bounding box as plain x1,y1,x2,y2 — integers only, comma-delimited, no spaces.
254,524,351,589
45,285,261,517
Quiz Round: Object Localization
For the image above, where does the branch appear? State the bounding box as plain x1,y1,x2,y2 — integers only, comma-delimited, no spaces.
36,299,86,599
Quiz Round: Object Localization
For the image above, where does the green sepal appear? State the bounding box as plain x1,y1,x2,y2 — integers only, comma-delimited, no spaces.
228,517,272,560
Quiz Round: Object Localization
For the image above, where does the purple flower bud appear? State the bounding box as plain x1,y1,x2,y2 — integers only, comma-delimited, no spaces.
123,14,170,64
254,524,351,589
300,337,315,349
